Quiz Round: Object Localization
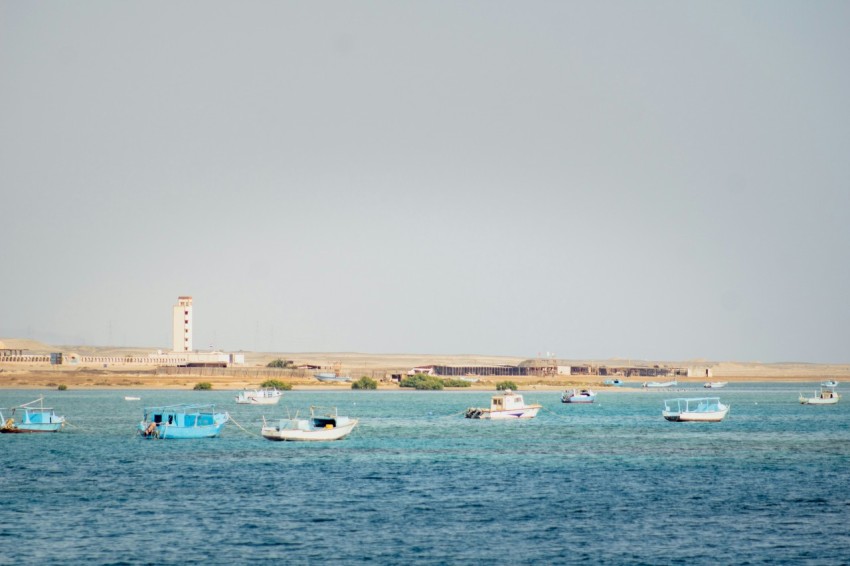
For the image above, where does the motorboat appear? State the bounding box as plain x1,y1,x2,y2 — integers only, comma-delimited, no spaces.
465,390,541,419
799,388,840,405
261,406,357,441
821,380,839,388
235,388,283,405
643,380,677,388
124,396,141,401
662,397,729,422
603,378,623,386
138,404,229,439
561,388,596,403
0,398,65,433
703,382,728,389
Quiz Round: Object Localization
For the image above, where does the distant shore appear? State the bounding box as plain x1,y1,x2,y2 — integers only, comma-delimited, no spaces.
0,367,840,391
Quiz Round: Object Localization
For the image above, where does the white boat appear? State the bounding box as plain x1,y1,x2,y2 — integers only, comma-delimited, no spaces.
465,390,541,419
561,388,596,403
261,406,357,441
799,388,840,405
235,388,283,405
643,380,677,388
663,397,729,422
821,380,839,388
124,396,141,401
703,382,728,389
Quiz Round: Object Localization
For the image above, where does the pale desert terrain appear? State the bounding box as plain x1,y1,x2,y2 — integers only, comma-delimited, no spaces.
1,339,848,390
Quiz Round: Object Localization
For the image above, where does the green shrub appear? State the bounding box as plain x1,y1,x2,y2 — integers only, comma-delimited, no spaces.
193,382,213,390
442,378,472,388
495,381,518,391
57,384,68,391
266,359,294,369
260,379,292,390
400,373,444,390
351,376,378,390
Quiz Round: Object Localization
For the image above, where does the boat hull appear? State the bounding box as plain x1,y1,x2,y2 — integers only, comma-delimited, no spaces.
703,382,728,389
139,421,227,439
644,381,677,388
261,421,357,441
1,423,63,433
465,406,541,419
663,409,729,422
799,397,840,405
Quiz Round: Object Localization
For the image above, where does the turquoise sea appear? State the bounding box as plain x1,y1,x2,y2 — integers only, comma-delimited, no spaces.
1,384,849,564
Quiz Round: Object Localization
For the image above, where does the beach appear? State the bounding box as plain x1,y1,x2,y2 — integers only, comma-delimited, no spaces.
2,349,848,390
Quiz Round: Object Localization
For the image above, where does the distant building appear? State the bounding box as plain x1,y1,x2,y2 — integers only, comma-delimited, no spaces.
172,296,193,352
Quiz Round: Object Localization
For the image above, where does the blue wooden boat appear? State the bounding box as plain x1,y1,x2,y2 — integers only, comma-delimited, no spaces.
0,397,65,433
138,404,229,439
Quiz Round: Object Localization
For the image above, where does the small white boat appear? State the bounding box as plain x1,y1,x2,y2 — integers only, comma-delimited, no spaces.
465,390,541,419
703,382,728,389
235,388,283,405
821,380,839,388
124,396,141,401
561,388,596,403
643,380,677,388
261,406,357,441
662,397,729,422
799,388,840,405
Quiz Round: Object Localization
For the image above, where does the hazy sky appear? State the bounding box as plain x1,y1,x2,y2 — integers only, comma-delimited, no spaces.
2,1,848,362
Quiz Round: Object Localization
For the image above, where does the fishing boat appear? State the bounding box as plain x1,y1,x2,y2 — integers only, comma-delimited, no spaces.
465,390,541,419
662,397,730,422
261,406,358,441
0,398,65,433
643,380,677,388
703,382,728,389
821,380,839,388
799,387,840,405
235,388,283,405
138,404,229,439
561,388,597,403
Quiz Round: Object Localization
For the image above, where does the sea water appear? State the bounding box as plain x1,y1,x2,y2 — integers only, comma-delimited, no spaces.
1,384,848,564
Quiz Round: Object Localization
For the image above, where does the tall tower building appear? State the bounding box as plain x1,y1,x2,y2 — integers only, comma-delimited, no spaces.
172,296,193,352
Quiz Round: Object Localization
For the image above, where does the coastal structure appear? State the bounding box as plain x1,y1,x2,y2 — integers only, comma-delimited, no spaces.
172,296,193,352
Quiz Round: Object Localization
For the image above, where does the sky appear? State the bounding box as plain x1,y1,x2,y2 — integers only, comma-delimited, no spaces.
1,1,849,363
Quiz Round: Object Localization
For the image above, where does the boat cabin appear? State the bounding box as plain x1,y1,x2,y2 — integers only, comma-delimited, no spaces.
492,390,527,411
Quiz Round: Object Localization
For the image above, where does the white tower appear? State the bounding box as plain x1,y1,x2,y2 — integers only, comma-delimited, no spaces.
172,296,193,352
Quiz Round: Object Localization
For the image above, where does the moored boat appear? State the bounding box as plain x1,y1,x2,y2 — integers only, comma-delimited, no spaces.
644,380,677,388
662,397,729,422
603,378,623,386
821,380,839,388
0,398,65,433
138,404,229,439
561,388,596,403
261,406,357,441
799,388,840,405
703,382,728,389
236,388,283,405
465,390,541,419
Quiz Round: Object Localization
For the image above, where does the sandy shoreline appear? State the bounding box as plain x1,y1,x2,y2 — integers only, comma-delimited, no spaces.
0,367,840,391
